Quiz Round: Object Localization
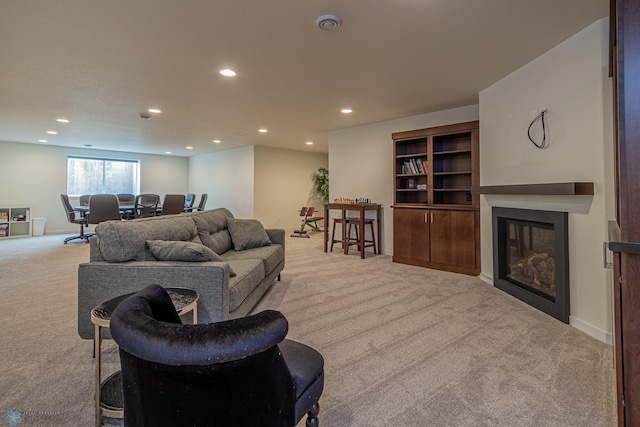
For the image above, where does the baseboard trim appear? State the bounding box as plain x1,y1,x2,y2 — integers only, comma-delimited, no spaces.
478,272,493,285
570,316,613,345
478,272,612,345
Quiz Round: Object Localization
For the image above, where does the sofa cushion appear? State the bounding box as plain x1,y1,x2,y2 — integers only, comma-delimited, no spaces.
227,259,265,311
96,216,201,262
190,209,235,255
226,218,272,251
221,244,283,276
147,240,222,262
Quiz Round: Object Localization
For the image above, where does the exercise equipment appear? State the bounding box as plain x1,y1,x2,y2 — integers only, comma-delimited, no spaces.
291,207,324,238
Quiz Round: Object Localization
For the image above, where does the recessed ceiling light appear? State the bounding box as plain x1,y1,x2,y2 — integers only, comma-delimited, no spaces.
341,108,353,114
306,141,313,145
258,129,268,133
186,146,193,150
165,151,172,155
148,108,162,114
220,69,236,77
46,130,57,135
213,139,221,144
38,139,48,143
56,118,69,123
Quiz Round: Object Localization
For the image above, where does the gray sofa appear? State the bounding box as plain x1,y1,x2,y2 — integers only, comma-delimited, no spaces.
77,208,284,339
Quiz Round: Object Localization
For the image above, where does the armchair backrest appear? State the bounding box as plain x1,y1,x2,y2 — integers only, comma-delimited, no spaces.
111,285,295,427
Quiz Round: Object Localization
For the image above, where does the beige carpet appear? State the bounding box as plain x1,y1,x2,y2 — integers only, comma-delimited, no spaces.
0,232,617,426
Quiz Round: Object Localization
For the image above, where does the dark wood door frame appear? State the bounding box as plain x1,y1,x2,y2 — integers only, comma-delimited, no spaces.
611,0,640,424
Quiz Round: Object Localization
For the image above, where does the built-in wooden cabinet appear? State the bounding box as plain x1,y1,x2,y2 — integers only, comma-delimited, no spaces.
392,121,480,276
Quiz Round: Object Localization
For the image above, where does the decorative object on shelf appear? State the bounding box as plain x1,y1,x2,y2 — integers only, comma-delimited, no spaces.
332,197,373,204
312,167,329,203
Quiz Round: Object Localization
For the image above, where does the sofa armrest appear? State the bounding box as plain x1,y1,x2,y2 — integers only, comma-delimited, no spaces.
77,261,231,339
266,228,285,249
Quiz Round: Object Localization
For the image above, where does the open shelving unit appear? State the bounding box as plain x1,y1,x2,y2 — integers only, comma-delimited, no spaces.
0,207,31,238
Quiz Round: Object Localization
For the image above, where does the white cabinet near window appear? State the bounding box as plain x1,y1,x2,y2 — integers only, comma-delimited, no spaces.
0,207,31,238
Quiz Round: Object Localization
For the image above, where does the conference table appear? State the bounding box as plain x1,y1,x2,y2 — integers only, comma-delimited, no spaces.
74,204,136,215
74,204,164,219
323,203,382,259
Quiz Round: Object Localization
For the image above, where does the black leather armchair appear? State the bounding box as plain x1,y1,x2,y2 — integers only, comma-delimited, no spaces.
110,285,324,427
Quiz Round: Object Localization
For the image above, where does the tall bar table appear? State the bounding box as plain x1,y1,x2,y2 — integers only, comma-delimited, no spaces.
323,203,381,259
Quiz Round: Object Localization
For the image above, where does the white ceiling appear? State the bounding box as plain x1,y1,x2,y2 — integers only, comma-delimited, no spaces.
0,0,608,157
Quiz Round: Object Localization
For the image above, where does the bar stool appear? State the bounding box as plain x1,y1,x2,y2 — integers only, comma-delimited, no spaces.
330,217,358,252
346,218,377,254
330,218,347,252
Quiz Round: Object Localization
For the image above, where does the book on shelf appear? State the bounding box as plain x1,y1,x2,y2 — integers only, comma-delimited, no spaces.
422,159,428,173
404,160,414,175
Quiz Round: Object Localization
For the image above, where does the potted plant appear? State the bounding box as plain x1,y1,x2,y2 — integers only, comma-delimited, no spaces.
312,167,329,203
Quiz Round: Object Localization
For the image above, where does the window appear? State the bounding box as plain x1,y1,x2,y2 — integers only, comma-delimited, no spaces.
67,156,140,196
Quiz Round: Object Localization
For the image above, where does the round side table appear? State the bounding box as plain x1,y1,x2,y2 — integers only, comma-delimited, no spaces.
90,287,199,426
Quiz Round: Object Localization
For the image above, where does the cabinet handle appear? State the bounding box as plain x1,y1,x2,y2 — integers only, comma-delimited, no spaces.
424,212,428,223
431,212,434,223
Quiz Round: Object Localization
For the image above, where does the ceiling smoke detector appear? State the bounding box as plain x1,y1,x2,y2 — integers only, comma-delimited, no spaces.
316,14,342,31
138,112,152,120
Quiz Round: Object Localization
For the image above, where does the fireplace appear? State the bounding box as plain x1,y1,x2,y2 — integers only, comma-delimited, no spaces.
492,207,569,323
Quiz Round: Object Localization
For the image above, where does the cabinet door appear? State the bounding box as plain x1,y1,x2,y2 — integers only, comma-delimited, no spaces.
393,208,429,261
430,210,476,268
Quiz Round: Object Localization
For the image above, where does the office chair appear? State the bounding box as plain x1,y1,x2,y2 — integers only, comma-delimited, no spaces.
60,194,93,244
160,194,186,215
184,193,196,212
134,194,160,218
111,285,324,427
87,194,121,225
193,193,207,211
79,194,91,207
116,193,136,219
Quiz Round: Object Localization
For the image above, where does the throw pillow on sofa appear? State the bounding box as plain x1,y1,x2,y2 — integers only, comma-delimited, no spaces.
226,218,272,251
147,240,236,276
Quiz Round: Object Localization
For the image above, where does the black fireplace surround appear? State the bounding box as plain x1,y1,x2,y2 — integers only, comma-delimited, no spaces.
492,207,569,323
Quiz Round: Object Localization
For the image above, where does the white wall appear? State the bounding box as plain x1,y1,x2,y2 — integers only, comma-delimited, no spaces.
189,145,328,228
188,146,255,219
0,140,188,235
478,18,614,342
253,146,328,229
328,105,479,253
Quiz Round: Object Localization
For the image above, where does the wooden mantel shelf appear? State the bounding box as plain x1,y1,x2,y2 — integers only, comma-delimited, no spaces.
471,182,594,196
